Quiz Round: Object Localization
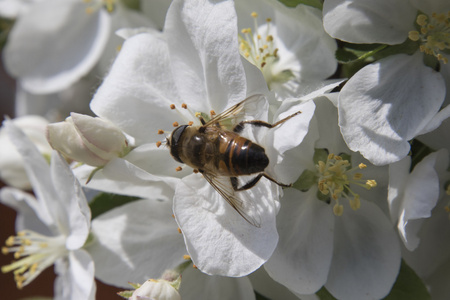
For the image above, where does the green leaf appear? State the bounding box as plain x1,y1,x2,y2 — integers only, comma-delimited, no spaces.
89,192,141,219
278,0,323,10
383,260,431,300
316,286,337,300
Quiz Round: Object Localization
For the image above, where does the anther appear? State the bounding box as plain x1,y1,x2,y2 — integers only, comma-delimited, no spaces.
176,166,182,172
181,103,187,109
188,121,194,126
172,122,179,127
210,110,216,116
177,227,182,234
251,12,258,18
183,255,191,260
156,141,162,148
193,169,199,173
157,129,164,135
170,104,176,110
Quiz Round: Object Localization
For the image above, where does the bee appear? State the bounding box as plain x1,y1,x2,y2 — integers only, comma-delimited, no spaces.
167,95,301,227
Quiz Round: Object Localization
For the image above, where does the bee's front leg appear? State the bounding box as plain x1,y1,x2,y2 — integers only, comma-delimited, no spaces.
232,111,301,133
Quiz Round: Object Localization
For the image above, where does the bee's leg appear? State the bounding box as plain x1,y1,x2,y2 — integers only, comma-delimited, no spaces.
233,111,301,133
262,173,292,188
230,175,263,191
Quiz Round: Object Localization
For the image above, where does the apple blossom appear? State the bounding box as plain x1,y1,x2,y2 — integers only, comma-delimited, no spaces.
0,120,95,299
264,96,401,300
323,0,450,166
235,0,337,96
46,112,131,167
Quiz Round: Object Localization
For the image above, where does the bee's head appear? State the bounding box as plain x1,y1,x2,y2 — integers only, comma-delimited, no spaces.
168,125,189,163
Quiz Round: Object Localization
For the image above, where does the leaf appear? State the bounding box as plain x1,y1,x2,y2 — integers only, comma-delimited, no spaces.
383,260,431,300
89,192,141,219
278,0,323,10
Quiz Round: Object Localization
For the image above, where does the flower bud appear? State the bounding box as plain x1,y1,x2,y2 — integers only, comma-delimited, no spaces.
129,278,181,300
46,113,130,167
0,115,52,189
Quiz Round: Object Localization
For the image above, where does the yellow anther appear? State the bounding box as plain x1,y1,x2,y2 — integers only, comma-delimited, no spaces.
170,104,176,110
266,18,272,22
156,141,162,148
181,103,187,109
188,121,194,126
6,236,15,247
183,255,191,260
266,35,273,42
157,129,165,135
175,166,182,172
2,247,9,255
353,173,363,180
366,180,377,189
358,163,367,169
251,12,258,18
177,227,182,234
333,203,344,216
172,122,179,127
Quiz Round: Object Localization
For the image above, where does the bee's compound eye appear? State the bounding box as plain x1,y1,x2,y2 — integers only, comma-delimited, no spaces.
170,125,188,163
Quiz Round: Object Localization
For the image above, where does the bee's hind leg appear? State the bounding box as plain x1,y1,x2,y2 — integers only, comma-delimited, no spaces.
231,173,291,191
233,111,301,133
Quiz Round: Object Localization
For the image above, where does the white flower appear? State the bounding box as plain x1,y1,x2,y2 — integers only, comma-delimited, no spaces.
264,96,401,300
87,198,257,300
46,113,131,167
0,115,51,189
235,0,337,95
82,0,302,277
0,120,94,299
3,0,154,94
323,0,450,165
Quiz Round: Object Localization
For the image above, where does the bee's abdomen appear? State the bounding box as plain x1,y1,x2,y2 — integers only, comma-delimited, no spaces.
224,136,268,176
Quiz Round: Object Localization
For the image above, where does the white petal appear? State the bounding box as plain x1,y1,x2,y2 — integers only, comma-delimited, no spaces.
50,151,90,250
397,150,443,250
266,100,316,183
180,267,255,300
339,53,446,165
273,4,337,80
0,187,52,235
248,267,302,300
3,120,57,225
325,200,401,300
90,32,181,145
173,173,279,276
54,249,96,300
387,156,412,223
165,0,247,111
87,199,187,287
323,0,416,44
265,188,334,294
3,0,110,94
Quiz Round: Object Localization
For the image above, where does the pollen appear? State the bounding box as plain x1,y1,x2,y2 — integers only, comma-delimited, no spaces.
316,153,377,216
408,12,450,64
172,122,179,127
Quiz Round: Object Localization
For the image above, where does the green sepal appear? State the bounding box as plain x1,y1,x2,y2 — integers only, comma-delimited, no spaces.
117,290,135,299
313,148,329,165
278,0,323,10
292,169,317,191
89,192,141,219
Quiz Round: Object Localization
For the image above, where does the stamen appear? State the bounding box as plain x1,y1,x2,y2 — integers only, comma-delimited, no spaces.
170,104,176,110
316,153,377,216
156,141,162,148
408,12,450,64
172,122,179,127
177,228,182,234
181,103,187,109
157,129,165,135
175,166,182,172
183,255,191,260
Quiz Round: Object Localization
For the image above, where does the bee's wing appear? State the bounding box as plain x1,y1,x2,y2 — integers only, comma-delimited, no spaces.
204,94,267,129
202,172,262,228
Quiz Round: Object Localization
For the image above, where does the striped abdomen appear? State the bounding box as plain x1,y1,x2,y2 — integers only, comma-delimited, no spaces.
218,131,268,176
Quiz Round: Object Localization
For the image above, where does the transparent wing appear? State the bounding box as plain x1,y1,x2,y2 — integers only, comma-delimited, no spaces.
202,172,262,227
203,94,267,129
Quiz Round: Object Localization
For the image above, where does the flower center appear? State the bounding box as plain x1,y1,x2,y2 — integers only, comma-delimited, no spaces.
2,230,67,289
408,12,450,64
316,153,377,216
84,0,116,14
239,12,293,86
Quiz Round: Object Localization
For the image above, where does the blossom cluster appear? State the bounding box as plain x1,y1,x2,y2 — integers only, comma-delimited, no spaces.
0,0,449,299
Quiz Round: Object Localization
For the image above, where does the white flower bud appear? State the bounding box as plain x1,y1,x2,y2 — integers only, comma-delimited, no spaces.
129,279,181,300
46,113,130,167
0,115,52,189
